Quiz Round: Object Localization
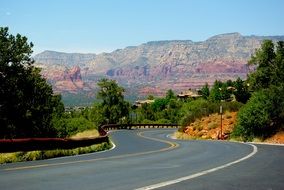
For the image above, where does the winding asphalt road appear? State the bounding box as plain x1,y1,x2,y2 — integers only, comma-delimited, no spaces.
0,129,283,190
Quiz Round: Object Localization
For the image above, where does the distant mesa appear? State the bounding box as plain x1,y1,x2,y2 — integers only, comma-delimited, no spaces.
34,50,96,67
33,33,284,104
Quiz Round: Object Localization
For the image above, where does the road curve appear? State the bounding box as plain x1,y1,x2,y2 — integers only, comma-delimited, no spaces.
0,129,283,190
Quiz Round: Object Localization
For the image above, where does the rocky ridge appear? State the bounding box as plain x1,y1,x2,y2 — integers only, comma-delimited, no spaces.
34,33,284,104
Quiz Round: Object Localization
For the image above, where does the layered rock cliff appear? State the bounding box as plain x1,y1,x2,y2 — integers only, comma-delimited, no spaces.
34,33,284,103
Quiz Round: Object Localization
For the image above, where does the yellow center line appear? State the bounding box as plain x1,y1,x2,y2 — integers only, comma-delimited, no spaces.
4,130,179,171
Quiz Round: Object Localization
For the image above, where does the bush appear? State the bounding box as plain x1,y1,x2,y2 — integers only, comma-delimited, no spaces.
224,112,232,119
156,119,172,124
67,117,97,136
22,151,43,161
0,142,112,164
232,86,284,141
180,99,213,126
180,99,243,130
140,119,155,124
222,101,243,112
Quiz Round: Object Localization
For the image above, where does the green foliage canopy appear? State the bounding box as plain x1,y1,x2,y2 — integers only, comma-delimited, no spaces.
248,40,284,90
96,78,130,124
233,85,284,141
233,40,284,140
0,27,64,138
200,83,210,99
233,77,250,103
209,80,231,102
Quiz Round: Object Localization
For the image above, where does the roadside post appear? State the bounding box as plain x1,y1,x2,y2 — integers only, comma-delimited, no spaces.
220,105,223,140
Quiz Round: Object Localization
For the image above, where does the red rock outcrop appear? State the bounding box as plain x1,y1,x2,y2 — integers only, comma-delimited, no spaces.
34,33,284,99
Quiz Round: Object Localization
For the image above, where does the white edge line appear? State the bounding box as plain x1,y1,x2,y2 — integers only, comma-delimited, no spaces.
166,134,176,140
135,143,258,190
250,142,284,146
62,136,117,158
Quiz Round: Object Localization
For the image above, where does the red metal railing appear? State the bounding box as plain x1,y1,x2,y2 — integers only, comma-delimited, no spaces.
0,123,179,153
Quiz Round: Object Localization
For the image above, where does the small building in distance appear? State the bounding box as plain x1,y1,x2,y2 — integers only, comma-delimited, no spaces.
134,99,155,108
177,89,202,100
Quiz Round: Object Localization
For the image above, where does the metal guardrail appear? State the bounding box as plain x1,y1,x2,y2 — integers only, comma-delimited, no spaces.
99,123,180,136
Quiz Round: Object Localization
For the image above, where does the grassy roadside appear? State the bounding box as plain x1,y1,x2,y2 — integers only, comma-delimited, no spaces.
0,129,112,164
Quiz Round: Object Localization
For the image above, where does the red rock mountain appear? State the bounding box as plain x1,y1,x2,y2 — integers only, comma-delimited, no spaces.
34,33,284,104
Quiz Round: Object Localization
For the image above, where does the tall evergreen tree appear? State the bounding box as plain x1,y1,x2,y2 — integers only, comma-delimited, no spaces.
233,77,250,103
0,27,63,138
200,83,210,99
247,40,284,90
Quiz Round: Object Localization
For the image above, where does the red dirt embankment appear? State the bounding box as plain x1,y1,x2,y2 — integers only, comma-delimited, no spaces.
180,112,284,144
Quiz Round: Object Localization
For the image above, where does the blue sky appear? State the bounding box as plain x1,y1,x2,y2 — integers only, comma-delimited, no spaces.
1,0,283,54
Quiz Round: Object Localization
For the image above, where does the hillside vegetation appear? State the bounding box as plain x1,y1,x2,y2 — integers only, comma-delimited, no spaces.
232,40,284,141
177,40,284,142
175,112,284,143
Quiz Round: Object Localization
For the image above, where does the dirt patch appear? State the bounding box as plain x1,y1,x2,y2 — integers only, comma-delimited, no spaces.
180,112,284,144
264,131,284,144
183,112,237,140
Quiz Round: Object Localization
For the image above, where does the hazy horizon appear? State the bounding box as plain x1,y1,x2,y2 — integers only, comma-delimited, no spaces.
1,0,284,55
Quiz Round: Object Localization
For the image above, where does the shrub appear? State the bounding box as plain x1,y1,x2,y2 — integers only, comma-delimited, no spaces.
64,117,97,137
156,119,172,124
180,99,243,130
141,119,155,124
0,153,19,163
232,86,284,141
225,112,232,119
222,101,243,112
22,151,43,161
0,142,112,164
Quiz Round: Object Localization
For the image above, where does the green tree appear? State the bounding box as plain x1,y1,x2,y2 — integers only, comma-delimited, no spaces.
89,103,105,126
96,78,130,124
200,83,210,99
233,40,284,140
147,95,155,100
233,85,284,141
233,77,250,103
209,80,231,101
151,98,168,112
164,99,182,123
165,89,176,100
0,27,64,138
140,103,155,121
248,40,284,91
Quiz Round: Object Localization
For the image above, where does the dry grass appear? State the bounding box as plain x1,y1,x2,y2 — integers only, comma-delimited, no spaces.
208,122,218,130
263,131,284,144
174,131,197,140
70,129,100,139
